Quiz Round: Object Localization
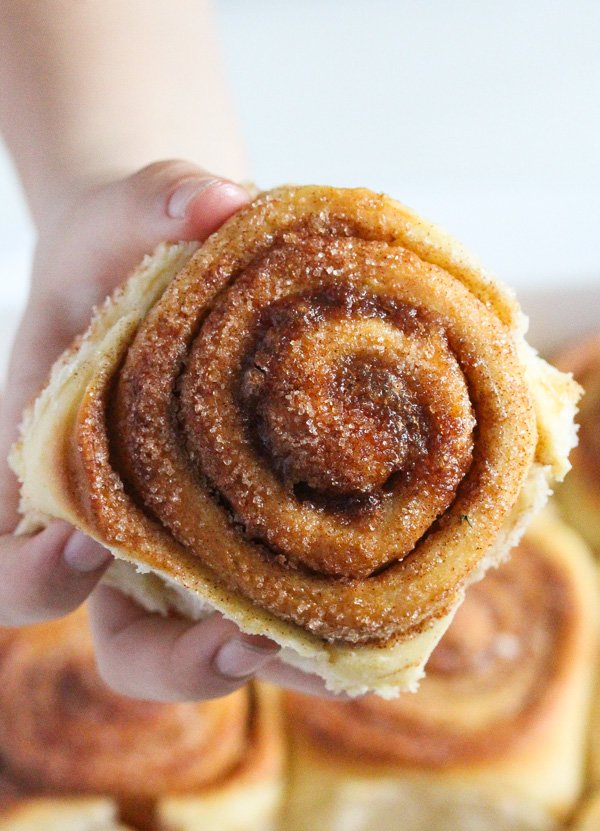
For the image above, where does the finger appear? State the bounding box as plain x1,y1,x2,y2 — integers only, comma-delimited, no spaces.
0,522,111,626
88,586,280,702
36,160,250,307
17,161,249,400
128,160,250,244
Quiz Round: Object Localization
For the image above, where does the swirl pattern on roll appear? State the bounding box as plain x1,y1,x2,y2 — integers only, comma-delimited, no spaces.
73,186,537,644
285,536,578,766
0,613,250,801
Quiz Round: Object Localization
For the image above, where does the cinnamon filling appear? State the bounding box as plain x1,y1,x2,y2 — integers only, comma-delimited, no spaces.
243,295,432,502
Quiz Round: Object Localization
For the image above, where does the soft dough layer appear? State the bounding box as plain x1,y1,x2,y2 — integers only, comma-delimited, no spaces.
282,514,599,831
10,185,580,696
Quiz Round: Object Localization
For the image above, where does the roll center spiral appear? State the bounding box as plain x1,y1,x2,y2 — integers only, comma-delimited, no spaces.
239,287,437,507
177,250,479,578
244,348,425,500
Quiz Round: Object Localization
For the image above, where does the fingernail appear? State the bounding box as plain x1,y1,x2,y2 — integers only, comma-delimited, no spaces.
63,531,111,573
167,178,220,219
214,636,280,680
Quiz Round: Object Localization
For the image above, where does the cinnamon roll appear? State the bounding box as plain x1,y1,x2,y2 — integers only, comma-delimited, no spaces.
283,513,599,831
10,185,580,696
555,333,600,554
0,610,284,830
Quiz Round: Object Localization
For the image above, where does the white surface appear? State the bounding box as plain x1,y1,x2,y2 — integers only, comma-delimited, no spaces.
218,0,600,289
0,0,598,361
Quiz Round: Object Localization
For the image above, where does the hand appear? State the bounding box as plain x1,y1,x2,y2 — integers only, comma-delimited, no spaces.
0,162,337,701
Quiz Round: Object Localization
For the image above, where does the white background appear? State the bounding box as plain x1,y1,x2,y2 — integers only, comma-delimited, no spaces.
1,0,599,372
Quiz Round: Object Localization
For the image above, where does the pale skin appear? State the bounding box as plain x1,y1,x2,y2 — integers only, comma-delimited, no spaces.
0,0,335,701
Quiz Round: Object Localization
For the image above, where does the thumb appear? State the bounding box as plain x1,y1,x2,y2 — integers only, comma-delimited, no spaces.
115,160,251,247
1,162,249,530
66,160,250,296
31,160,250,306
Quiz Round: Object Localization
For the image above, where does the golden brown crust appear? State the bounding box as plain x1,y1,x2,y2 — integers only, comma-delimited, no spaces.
0,773,21,809
0,612,247,797
11,186,580,695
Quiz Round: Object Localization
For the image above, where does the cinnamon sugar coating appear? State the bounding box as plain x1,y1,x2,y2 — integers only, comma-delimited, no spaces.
10,184,582,695
106,188,535,642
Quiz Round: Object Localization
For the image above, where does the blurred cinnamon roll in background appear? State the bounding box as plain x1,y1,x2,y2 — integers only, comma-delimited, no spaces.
555,334,600,555
10,185,580,697
0,609,284,830
282,513,599,831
